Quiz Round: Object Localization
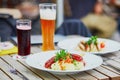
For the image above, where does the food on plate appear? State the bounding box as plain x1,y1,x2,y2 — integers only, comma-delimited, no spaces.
77,36,105,52
44,50,85,70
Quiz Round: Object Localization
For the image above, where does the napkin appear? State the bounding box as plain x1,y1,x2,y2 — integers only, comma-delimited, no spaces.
0,42,18,56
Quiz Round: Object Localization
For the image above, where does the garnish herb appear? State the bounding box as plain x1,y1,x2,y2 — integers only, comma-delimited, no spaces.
86,36,98,45
54,50,67,62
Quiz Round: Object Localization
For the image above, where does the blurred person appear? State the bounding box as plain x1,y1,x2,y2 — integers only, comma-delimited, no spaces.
103,0,120,41
15,0,56,35
0,0,57,41
0,0,40,41
81,0,117,38
15,0,41,35
59,0,118,38
112,0,120,34
0,0,21,41
0,0,44,35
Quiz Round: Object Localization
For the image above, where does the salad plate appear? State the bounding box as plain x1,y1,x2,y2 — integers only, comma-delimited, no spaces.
57,37,120,54
25,50,103,75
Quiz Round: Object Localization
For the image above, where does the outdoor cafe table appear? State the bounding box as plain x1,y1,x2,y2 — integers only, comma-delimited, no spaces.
0,45,120,80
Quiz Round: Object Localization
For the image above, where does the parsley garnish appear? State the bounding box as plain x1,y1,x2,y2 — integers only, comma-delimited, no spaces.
86,36,98,45
54,50,67,62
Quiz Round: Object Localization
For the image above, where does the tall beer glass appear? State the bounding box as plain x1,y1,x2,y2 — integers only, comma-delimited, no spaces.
14,19,31,60
39,3,56,51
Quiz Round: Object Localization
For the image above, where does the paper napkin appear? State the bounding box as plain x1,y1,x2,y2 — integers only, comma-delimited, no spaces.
0,42,18,56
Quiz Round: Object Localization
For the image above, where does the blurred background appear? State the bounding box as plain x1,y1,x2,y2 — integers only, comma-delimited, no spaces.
0,0,120,41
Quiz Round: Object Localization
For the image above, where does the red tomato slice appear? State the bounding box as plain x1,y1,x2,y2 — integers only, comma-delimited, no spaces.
100,42,105,48
71,54,83,61
44,56,55,68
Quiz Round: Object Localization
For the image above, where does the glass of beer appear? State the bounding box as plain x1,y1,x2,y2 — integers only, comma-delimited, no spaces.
14,19,31,60
39,3,56,51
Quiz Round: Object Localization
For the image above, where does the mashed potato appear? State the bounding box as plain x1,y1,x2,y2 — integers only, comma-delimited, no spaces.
51,60,84,70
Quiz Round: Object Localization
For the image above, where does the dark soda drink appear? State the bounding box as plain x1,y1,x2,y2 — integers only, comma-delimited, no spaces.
17,25,31,56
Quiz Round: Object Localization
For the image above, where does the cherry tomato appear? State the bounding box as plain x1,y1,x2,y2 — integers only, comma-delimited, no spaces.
44,56,55,68
100,42,105,48
71,54,83,61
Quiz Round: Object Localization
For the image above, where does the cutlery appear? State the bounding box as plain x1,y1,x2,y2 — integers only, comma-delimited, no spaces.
9,67,29,80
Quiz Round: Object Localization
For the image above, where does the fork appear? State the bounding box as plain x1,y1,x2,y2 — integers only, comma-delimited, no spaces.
9,66,29,80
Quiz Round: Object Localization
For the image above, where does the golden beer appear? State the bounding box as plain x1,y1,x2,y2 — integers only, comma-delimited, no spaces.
39,3,56,51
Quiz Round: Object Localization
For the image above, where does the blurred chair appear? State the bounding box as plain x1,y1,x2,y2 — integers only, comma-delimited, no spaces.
0,14,16,41
55,19,92,37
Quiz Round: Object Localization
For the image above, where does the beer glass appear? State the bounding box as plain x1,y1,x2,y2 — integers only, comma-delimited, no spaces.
39,3,56,51
14,19,31,60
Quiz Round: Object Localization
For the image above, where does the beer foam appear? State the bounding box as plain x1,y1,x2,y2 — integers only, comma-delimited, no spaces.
40,9,56,20
17,25,31,30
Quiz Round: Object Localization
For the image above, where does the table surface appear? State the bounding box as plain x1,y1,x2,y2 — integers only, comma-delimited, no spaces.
0,45,120,80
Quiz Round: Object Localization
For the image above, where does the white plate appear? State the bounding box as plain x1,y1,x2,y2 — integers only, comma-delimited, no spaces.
57,37,120,54
25,50,103,75
12,35,66,45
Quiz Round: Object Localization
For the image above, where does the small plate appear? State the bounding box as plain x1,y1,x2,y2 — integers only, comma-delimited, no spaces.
25,50,103,75
57,37,120,54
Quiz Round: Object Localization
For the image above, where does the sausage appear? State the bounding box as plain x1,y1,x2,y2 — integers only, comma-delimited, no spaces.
44,56,55,68
71,54,83,61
